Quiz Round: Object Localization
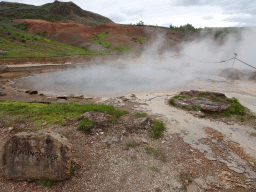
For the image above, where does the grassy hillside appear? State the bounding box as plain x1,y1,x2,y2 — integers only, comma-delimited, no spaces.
0,1,112,25
0,19,108,59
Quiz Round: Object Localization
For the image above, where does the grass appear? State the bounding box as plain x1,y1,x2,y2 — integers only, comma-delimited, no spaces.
109,115,118,123
39,178,55,187
89,32,111,48
169,91,249,122
149,120,165,139
138,37,146,44
134,112,147,117
70,161,79,177
77,117,93,133
111,46,132,53
150,166,159,172
95,32,108,41
0,100,129,129
145,145,167,162
0,21,109,59
126,142,136,147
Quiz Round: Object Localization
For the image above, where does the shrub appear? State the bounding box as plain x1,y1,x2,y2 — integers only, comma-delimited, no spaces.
223,98,245,116
169,98,175,105
136,21,144,26
149,120,165,139
77,117,93,133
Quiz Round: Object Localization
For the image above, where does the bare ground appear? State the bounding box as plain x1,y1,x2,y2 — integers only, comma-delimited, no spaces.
0,64,256,192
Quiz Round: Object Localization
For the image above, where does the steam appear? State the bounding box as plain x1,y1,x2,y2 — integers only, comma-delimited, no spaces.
13,27,256,97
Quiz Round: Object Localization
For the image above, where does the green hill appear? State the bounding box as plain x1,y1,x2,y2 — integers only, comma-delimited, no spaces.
0,19,108,59
0,0,112,25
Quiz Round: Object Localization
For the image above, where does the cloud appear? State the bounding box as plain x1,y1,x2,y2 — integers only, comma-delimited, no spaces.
108,14,126,23
202,15,213,20
223,15,256,26
170,0,256,26
120,7,144,16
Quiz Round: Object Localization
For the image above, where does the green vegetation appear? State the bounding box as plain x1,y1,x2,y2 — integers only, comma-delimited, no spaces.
96,32,109,41
136,21,144,26
169,91,249,122
0,100,129,129
150,166,159,172
169,23,201,34
111,46,131,53
70,162,79,177
126,142,136,147
90,32,111,48
138,37,146,44
222,98,245,116
77,117,93,133
0,21,108,59
178,172,193,189
39,178,55,187
149,120,165,139
0,1,112,24
145,145,166,162
109,115,118,123
169,98,175,105
134,112,147,117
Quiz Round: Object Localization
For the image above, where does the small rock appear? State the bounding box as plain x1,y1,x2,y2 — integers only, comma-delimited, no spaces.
39,93,44,96
142,138,148,143
0,92,7,96
123,146,129,150
187,181,199,192
25,90,38,95
8,127,14,131
162,141,166,144
42,122,47,126
100,132,104,135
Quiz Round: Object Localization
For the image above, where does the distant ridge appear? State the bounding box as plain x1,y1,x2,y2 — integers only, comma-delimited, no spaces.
0,0,113,25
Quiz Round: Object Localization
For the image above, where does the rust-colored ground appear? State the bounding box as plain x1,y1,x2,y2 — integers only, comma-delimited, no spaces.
13,19,186,48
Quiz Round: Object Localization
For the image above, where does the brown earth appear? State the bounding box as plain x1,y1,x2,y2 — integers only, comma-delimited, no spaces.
13,19,187,49
0,61,256,191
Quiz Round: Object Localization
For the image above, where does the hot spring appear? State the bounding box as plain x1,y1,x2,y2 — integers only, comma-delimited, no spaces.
12,59,209,97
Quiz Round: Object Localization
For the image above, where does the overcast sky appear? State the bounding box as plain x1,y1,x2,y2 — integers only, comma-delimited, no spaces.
5,0,256,28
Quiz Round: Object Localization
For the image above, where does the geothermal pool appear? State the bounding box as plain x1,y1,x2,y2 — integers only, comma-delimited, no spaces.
12,61,251,97
12,61,202,97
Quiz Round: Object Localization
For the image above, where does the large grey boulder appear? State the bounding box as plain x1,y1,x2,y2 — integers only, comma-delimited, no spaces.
2,130,72,181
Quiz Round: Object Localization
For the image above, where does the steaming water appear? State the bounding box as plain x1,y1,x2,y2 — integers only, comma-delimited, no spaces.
12,62,201,97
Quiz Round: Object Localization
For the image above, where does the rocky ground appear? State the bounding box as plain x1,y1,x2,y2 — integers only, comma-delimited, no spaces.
0,64,256,192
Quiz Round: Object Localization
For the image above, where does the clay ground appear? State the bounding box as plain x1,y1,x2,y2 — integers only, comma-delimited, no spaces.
0,60,256,192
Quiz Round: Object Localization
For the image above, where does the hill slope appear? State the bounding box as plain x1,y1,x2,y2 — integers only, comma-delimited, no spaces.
0,0,112,26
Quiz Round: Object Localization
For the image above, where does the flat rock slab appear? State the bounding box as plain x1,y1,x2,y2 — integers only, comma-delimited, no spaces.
2,130,72,181
175,97,232,112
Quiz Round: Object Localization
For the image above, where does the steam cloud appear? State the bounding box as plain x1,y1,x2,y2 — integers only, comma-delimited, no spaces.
13,27,256,97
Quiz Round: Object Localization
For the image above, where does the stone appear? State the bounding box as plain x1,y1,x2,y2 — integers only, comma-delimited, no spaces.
2,130,72,181
0,92,7,96
175,97,232,112
119,114,152,131
187,182,199,192
81,112,111,129
0,65,8,72
25,90,38,95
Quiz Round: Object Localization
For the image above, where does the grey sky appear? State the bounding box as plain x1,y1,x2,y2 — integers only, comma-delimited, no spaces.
5,0,256,27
